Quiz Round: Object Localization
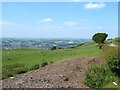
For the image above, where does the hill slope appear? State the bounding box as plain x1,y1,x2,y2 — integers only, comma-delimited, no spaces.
2,43,101,79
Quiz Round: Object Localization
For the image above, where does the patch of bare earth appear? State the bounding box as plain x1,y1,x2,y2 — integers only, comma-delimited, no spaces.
1,57,102,88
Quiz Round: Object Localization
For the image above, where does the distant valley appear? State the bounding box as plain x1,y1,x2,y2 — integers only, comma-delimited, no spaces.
1,38,92,50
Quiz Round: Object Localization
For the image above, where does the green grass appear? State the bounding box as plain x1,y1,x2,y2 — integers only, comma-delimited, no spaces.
106,38,120,46
2,43,101,79
2,43,100,67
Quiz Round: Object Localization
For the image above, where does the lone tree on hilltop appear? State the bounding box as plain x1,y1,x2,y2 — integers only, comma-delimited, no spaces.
92,33,108,49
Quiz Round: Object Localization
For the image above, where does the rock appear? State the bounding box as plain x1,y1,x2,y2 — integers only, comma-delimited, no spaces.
63,76,69,81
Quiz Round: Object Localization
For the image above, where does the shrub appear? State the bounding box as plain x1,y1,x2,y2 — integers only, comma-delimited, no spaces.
2,72,14,79
50,61,53,64
51,46,57,50
14,67,28,74
102,45,120,77
107,54,120,77
30,64,39,70
58,47,62,49
2,68,14,79
41,62,48,67
8,58,12,60
85,65,117,88
2,63,26,79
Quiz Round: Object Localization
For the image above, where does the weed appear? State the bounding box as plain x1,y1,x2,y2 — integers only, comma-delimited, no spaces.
30,64,40,70
41,62,48,67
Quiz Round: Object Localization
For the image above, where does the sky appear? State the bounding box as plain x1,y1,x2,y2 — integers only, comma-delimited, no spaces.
1,2,118,39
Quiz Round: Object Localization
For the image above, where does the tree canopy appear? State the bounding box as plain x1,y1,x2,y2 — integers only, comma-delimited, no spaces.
92,33,108,44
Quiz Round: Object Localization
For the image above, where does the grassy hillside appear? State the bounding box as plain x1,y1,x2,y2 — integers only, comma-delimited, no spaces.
1,40,120,88
2,43,101,79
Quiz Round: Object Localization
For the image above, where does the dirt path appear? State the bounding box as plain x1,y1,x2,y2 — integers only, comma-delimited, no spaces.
1,57,102,88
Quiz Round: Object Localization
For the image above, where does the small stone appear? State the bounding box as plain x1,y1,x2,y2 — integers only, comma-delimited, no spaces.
10,77,14,79
63,76,69,81
113,82,117,85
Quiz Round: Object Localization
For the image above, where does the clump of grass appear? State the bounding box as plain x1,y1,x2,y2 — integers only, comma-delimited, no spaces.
2,71,14,79
4,63,24,69
41,62,48,67
30,64,40,70
14,67,28,74
85,65,118,88
8,58,12,60
50,61,53,64
2,63,27,79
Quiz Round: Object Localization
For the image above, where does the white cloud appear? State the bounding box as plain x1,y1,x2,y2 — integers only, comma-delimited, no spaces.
64,21,76,26
84,2,106,9
97,26,103,29
39,18,53,23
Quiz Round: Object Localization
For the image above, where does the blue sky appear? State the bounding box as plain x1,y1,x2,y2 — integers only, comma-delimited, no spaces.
2,2,118,39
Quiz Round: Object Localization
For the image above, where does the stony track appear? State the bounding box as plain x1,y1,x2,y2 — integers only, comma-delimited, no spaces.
1,57,102,88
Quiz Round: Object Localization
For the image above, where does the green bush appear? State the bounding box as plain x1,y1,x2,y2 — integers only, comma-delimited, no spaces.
51,46,57,50
30,64,39,70
102,45,120,77
85,65,117,88
2,63,26,79
41,62,48,67
14,67,28,74
2,68,14,79
2,71,14,79
107,54,120,77
50,61,53,64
